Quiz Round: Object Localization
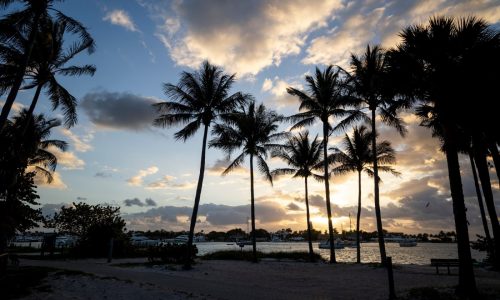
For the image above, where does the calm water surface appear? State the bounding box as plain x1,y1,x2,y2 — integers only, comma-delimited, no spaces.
195,242,486,265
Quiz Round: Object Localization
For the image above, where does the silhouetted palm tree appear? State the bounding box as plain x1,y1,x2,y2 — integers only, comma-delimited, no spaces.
287,66,362,263
23,18,95,127
153,61,250,268
388,16,500,297
330,125,398,263
271,131,323,262
348,45,406,265
210,101,286,262
0,109,66,195
0,0,95,130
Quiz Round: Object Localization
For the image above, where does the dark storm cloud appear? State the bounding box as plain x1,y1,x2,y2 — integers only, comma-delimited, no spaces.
81,91,159,130
123,197,157,207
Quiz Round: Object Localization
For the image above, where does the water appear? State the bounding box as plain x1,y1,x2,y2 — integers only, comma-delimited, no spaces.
12,241,486,265
195,242,487,265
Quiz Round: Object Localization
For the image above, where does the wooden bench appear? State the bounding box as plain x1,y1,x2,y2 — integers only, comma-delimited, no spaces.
430,258,460,275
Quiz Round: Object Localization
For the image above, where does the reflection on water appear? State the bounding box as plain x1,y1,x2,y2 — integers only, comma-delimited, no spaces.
195,242,486,265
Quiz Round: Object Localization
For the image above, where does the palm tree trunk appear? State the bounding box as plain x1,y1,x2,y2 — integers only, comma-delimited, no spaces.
371,109,387,265
249,153,257,263
442,127,477,297
356,170,362,264
473,145,500,269
322,121,336,263
469,151,493,256
184,124,209,269
486,140,500,188
304,176,314,262
0,11,42,131
22,84,43,135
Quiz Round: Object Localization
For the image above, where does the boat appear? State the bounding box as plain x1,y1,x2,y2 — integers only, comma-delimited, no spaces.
174,235,189,243
236,240,253,246
399,238,417,247
318,239,345,249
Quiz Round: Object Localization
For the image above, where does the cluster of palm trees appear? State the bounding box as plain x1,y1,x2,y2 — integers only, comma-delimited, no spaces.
154,16,499,298
0,1,95,252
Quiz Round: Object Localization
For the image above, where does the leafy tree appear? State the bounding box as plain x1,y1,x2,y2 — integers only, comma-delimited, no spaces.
287,66,361,263
0,0,95,129
44,202,127,257
272,131,323,261
153,61,250,269
0,171,42,255
330,125,398,263
210,101,285,262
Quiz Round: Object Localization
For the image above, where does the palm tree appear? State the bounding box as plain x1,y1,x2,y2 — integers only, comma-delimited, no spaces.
329,125,398,263
0,0,95,130
210,101,286,262
10,109,67,182
387,16,500,297
153,61,250,268
348,45,407,265
287,66,362,263
22,18,96,127
271,131,323,262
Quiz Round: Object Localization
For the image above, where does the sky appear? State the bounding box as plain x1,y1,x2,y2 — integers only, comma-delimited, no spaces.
2,0,500,236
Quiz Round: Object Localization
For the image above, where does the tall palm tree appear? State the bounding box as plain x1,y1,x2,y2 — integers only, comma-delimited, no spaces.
348,45,407,265
388,16,500,297
153,61,250,268
329,125,399,263
0,0,95,130
23,18,96,127
210,101,286,263
287,66,362,263
271,131,323,262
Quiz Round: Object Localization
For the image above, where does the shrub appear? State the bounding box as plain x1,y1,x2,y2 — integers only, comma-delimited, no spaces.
147,243,198,264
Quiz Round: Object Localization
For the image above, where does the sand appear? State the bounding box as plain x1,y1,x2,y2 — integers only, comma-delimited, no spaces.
19,258,500,300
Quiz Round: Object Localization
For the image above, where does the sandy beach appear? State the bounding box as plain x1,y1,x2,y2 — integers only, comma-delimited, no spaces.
18,258,500,299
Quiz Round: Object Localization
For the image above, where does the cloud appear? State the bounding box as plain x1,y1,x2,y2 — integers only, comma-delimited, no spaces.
33,171,67,189
303,0,500,68
81,91,159,130
287,202,302,211
145,175,196,190
261,76,303,108
123,197,157,207
94,172,111,178
76,196,87,201
103,9,140,32
59,128,94,152
40,203,71,218
207,158,247,175
146,0,343,76
0,100,24,113
127,166,159,186
47,146,85,170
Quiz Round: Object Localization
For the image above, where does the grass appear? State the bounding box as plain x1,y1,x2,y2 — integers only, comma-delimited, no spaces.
0,266,56,299
201,250,323,262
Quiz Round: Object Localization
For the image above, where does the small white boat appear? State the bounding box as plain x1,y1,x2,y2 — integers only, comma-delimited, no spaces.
399,239,417,247
174,235,189,243
318,239,345,249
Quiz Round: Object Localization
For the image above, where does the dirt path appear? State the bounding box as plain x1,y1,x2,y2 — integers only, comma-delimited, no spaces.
20,258,500,300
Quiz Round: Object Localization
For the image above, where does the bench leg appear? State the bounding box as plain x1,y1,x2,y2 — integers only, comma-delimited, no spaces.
435,266,439,274
447,266,450,275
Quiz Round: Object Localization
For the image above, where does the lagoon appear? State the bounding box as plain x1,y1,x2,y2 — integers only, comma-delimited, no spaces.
195,242,486,265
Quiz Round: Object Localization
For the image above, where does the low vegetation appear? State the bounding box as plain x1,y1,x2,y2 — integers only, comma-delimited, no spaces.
201,250,323,262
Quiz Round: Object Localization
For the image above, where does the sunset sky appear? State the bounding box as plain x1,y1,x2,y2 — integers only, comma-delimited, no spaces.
3,0,499,235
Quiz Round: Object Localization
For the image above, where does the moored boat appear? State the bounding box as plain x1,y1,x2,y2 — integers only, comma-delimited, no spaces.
318,238,345,249
399,238,417,247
